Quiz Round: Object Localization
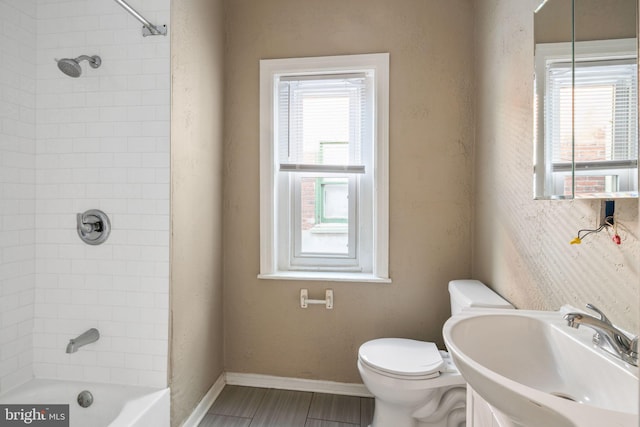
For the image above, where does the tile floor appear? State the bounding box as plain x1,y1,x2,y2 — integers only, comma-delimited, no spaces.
198,385,374,427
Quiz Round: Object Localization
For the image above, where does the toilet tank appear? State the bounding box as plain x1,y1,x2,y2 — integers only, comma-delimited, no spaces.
448,280,513,316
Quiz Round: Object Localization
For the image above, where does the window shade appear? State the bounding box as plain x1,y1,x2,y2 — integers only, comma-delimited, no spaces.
547,59,638,167
277,73,368,174
546,62,573,164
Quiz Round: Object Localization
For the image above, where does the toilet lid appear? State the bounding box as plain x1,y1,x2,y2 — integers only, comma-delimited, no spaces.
358,338,444,378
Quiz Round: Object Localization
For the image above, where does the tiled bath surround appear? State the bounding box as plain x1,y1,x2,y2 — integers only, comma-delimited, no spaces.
0,0,37,394
1,0,170,391
33,0,170,388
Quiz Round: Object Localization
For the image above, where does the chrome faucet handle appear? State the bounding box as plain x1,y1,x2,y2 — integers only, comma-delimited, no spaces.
585,303,612,326
76,209,110,245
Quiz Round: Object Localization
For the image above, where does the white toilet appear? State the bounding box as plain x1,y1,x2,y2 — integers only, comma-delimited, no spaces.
357,280,513,427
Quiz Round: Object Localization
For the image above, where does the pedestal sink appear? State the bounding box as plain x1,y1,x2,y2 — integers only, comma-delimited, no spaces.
442,308,639,427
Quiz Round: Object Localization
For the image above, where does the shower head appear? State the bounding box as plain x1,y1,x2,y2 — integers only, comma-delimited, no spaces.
56,55,102,78
57,59,82,78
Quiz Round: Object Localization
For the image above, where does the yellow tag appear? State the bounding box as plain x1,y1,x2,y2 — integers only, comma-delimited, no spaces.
570,237,582,245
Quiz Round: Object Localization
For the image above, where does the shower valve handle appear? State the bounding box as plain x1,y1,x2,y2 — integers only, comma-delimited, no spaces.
77,214,103,233
76,210,111,245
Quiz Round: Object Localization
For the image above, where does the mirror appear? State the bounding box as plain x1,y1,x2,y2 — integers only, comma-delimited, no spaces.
534,0,638,199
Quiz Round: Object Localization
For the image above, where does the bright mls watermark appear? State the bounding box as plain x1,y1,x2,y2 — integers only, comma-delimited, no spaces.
0,405,69,427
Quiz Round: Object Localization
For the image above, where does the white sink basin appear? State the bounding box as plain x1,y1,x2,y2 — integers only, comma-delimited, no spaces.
443,309,639,427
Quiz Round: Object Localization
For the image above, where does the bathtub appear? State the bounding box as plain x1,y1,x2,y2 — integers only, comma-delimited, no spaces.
0,379,169,427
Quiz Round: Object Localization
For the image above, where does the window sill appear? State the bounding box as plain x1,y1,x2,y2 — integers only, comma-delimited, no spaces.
258,271,392,283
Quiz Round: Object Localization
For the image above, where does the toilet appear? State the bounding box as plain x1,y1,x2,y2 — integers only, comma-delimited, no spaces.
357,280,513,427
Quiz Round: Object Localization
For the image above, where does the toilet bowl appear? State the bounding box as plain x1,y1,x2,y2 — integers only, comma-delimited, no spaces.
358,280,513,427
358,338,466,427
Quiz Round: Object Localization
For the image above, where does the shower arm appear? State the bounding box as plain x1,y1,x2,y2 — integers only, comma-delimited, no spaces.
113,0,167,37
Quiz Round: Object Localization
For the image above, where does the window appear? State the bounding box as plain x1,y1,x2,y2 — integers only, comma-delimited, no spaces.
259,54,389,282
550,59,637,195
534,38,638,198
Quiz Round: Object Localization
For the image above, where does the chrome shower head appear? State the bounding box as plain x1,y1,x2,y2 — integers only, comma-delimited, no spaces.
56,55,102,78
57,58,82,78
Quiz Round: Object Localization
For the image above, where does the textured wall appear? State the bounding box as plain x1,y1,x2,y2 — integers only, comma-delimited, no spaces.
472,0,639,332
0,0,36,394
169,0,225,424
224,0,475,383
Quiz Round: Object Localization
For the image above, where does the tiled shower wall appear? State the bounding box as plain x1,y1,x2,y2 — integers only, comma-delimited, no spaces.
0,0,37,394
32,0,170,387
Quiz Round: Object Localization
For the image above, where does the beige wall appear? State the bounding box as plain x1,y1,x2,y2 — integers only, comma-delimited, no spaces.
223,0,475,383
472,0,639,332
535,0,635,43
168,0,638,407
170,0,225,425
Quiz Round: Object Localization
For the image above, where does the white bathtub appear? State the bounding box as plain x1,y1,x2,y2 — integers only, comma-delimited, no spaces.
0,379,169,427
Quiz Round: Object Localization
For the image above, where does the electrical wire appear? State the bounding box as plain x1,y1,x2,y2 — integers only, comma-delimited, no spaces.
570,216,615,245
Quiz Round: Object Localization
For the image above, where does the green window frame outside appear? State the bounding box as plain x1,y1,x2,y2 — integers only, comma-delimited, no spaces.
315,141,349,226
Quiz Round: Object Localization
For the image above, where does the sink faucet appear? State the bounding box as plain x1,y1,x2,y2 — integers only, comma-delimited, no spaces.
66,328,100,353
564,304,638,366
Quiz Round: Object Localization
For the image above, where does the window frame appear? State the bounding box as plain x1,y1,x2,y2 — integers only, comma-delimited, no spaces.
259,53,390,283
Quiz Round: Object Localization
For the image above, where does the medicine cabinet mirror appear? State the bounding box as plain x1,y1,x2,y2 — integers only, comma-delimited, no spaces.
533,0,639,199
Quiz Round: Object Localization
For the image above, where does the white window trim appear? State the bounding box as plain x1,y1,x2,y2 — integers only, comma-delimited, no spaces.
259,53,390,283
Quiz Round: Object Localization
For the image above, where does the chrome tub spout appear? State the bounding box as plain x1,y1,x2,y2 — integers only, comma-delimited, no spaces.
66,328,100,353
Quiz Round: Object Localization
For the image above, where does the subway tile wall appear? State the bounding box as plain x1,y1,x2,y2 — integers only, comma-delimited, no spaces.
0,0,37,394
32,0,170,388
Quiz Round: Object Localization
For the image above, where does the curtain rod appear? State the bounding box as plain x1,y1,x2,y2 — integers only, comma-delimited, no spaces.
113,0,167,37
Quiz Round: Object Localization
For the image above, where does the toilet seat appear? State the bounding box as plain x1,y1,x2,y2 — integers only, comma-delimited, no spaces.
358,338,444,380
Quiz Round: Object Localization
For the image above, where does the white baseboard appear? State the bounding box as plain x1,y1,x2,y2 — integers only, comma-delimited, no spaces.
225,372,373,397
180,373,226,427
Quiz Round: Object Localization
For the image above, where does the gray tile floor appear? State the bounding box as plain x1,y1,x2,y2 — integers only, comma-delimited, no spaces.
198,385,374,427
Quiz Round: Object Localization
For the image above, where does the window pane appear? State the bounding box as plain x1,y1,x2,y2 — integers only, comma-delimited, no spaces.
278,76,366,167
322,181,348,219
299,176,349,256
547,66,573,164
301,96,350,165
550,61,638,164
546,57,638,196
574,62,637,163
553,84,573,163
573,175,618,194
